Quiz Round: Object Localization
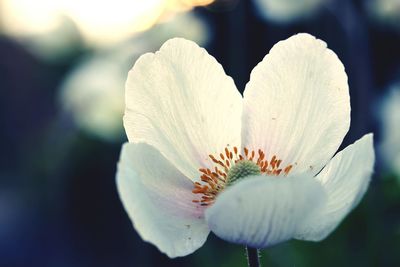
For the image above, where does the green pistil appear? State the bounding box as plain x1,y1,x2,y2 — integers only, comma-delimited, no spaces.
226,160,261,186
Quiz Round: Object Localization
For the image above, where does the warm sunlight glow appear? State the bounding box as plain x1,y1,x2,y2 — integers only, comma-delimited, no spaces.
0,0,215,46
0,0,61,35
62,0,165,45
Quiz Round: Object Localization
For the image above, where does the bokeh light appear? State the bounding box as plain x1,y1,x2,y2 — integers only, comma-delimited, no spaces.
252,0,327,23
0,0,214,46
365,0,400,31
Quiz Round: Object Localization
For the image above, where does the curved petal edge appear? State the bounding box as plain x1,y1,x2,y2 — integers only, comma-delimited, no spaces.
242,33,350,177
124,38,242,181
205,175,326,248
116,142,210,257
294,133,375,241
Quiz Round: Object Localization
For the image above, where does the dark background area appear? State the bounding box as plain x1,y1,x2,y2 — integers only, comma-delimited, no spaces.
0,0,399,266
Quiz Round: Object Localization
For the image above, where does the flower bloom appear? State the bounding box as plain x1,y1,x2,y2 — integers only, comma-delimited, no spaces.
117,33,375,258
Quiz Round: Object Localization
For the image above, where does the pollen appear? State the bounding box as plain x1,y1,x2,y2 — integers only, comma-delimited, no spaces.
192,146,293,206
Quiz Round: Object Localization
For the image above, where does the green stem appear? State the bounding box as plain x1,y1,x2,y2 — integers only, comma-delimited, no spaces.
246,246,261,267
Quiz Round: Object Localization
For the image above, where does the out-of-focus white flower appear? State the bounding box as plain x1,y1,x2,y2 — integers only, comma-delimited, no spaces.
59,12,209,142
117,34,375,258
365,0,400,31
253,0,327,23
60,55,126,141
379,85,400,175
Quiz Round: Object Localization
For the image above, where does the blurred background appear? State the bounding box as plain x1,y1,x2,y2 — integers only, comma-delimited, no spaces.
0,0,399,266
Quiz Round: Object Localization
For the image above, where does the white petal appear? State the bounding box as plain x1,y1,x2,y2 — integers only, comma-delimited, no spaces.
205,175,325,248
242,33,350,176
294,134,375,241
124,38,242,181
116,143,210,258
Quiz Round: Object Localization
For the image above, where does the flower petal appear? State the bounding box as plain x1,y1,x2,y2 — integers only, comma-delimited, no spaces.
116,142,210,258
294,134,375,241
124,38,242,181
242,33,350,176
205,175,325,248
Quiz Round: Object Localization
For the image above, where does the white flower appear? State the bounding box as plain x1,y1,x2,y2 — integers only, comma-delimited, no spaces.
379,85,400,175
252,0,327,23
117,33,375,258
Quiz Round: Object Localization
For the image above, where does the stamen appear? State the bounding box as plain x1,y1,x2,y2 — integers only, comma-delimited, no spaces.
284,165,293,175
250,150,255,161
277,159,282,168
209,155,219,164
192,146,294,206
225,147,230,158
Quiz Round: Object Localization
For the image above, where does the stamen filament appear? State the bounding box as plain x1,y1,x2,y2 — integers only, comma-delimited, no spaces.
192,146,294,206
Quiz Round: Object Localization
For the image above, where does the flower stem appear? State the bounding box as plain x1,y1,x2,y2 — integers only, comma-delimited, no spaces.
246,246,261,267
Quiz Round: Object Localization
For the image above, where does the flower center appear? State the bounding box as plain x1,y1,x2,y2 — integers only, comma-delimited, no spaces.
192,146,293,206
226,160,261,185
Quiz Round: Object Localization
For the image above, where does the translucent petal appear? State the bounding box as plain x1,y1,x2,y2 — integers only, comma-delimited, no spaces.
124,38,242,181
295,134,374,241
242,33,350,176
205,175,325,248
116,143,210,257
